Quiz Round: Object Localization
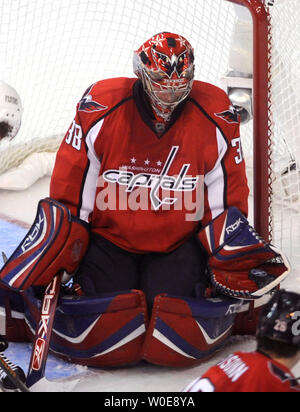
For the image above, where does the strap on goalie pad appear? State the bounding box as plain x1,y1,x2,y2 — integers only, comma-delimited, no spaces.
142,294,240,367
232,293,272,336
197,207,290,300
23,289,148,367
0,198,90,291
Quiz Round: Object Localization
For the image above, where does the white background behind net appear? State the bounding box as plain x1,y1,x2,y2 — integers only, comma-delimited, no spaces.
0,0,299,267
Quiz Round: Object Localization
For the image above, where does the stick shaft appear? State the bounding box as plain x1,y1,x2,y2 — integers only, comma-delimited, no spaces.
26,273,62,388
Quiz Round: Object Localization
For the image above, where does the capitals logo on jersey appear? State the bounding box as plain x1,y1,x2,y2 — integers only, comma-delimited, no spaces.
102,146,202,213
79,84,108,113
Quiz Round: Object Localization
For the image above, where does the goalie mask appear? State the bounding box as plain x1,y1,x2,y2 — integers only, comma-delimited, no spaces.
133,32,195,121
0,81,23,140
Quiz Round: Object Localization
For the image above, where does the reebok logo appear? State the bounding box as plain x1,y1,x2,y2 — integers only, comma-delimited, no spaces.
226,218,243,235
32,338,45,371
21,211,45,253
31,278,58,372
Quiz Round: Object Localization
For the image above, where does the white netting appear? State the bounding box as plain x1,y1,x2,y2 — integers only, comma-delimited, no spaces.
0,135,62,175
225,0,300,266
267,0,300,264
0,0,236,156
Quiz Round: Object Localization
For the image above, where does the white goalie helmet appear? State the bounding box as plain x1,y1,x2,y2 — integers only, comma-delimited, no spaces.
0,80,23,140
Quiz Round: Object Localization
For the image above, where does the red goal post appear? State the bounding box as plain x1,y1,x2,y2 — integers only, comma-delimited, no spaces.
227,0,271,241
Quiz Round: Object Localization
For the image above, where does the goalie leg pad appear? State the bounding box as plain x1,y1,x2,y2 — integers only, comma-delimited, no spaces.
197,207,290,299
142,294,240,367
0,198,89,291
23,289,148,367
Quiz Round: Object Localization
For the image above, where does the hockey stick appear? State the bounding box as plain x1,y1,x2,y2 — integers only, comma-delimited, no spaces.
2,253,80,391
26,272,63,389
0,354,30,392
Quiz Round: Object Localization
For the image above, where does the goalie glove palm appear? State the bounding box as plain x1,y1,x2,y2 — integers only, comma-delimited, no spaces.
197,207,290,299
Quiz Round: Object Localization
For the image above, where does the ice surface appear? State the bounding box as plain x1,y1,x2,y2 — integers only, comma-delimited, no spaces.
3,338,257,392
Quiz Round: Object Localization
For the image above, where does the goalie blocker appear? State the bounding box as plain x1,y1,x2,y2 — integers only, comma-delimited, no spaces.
0,198,90,291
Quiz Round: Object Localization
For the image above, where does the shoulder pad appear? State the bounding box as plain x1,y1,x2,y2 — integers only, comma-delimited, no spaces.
190,81,240,127
77,78,136,132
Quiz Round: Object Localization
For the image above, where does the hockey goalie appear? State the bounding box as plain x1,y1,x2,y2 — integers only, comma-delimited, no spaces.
0,32,290,368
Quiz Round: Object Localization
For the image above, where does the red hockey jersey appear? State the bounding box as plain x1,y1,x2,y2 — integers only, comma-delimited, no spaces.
184,351,300,393
50,78,249,253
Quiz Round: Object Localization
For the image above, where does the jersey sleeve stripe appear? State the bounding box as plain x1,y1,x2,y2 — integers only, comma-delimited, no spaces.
79,119,104,222
204,128,228,219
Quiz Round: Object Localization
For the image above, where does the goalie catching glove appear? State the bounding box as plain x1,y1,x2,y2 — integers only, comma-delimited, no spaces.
197,207,290,299
0,198,89,291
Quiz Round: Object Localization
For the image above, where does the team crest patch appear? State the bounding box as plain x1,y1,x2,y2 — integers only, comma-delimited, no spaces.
79,84,108,113
215,106,239,124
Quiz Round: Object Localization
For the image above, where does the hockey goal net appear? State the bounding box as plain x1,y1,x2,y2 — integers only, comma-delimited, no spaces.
0,0,299,268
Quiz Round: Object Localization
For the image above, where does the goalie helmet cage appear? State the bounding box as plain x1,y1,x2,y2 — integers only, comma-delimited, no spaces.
0,0,299,267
